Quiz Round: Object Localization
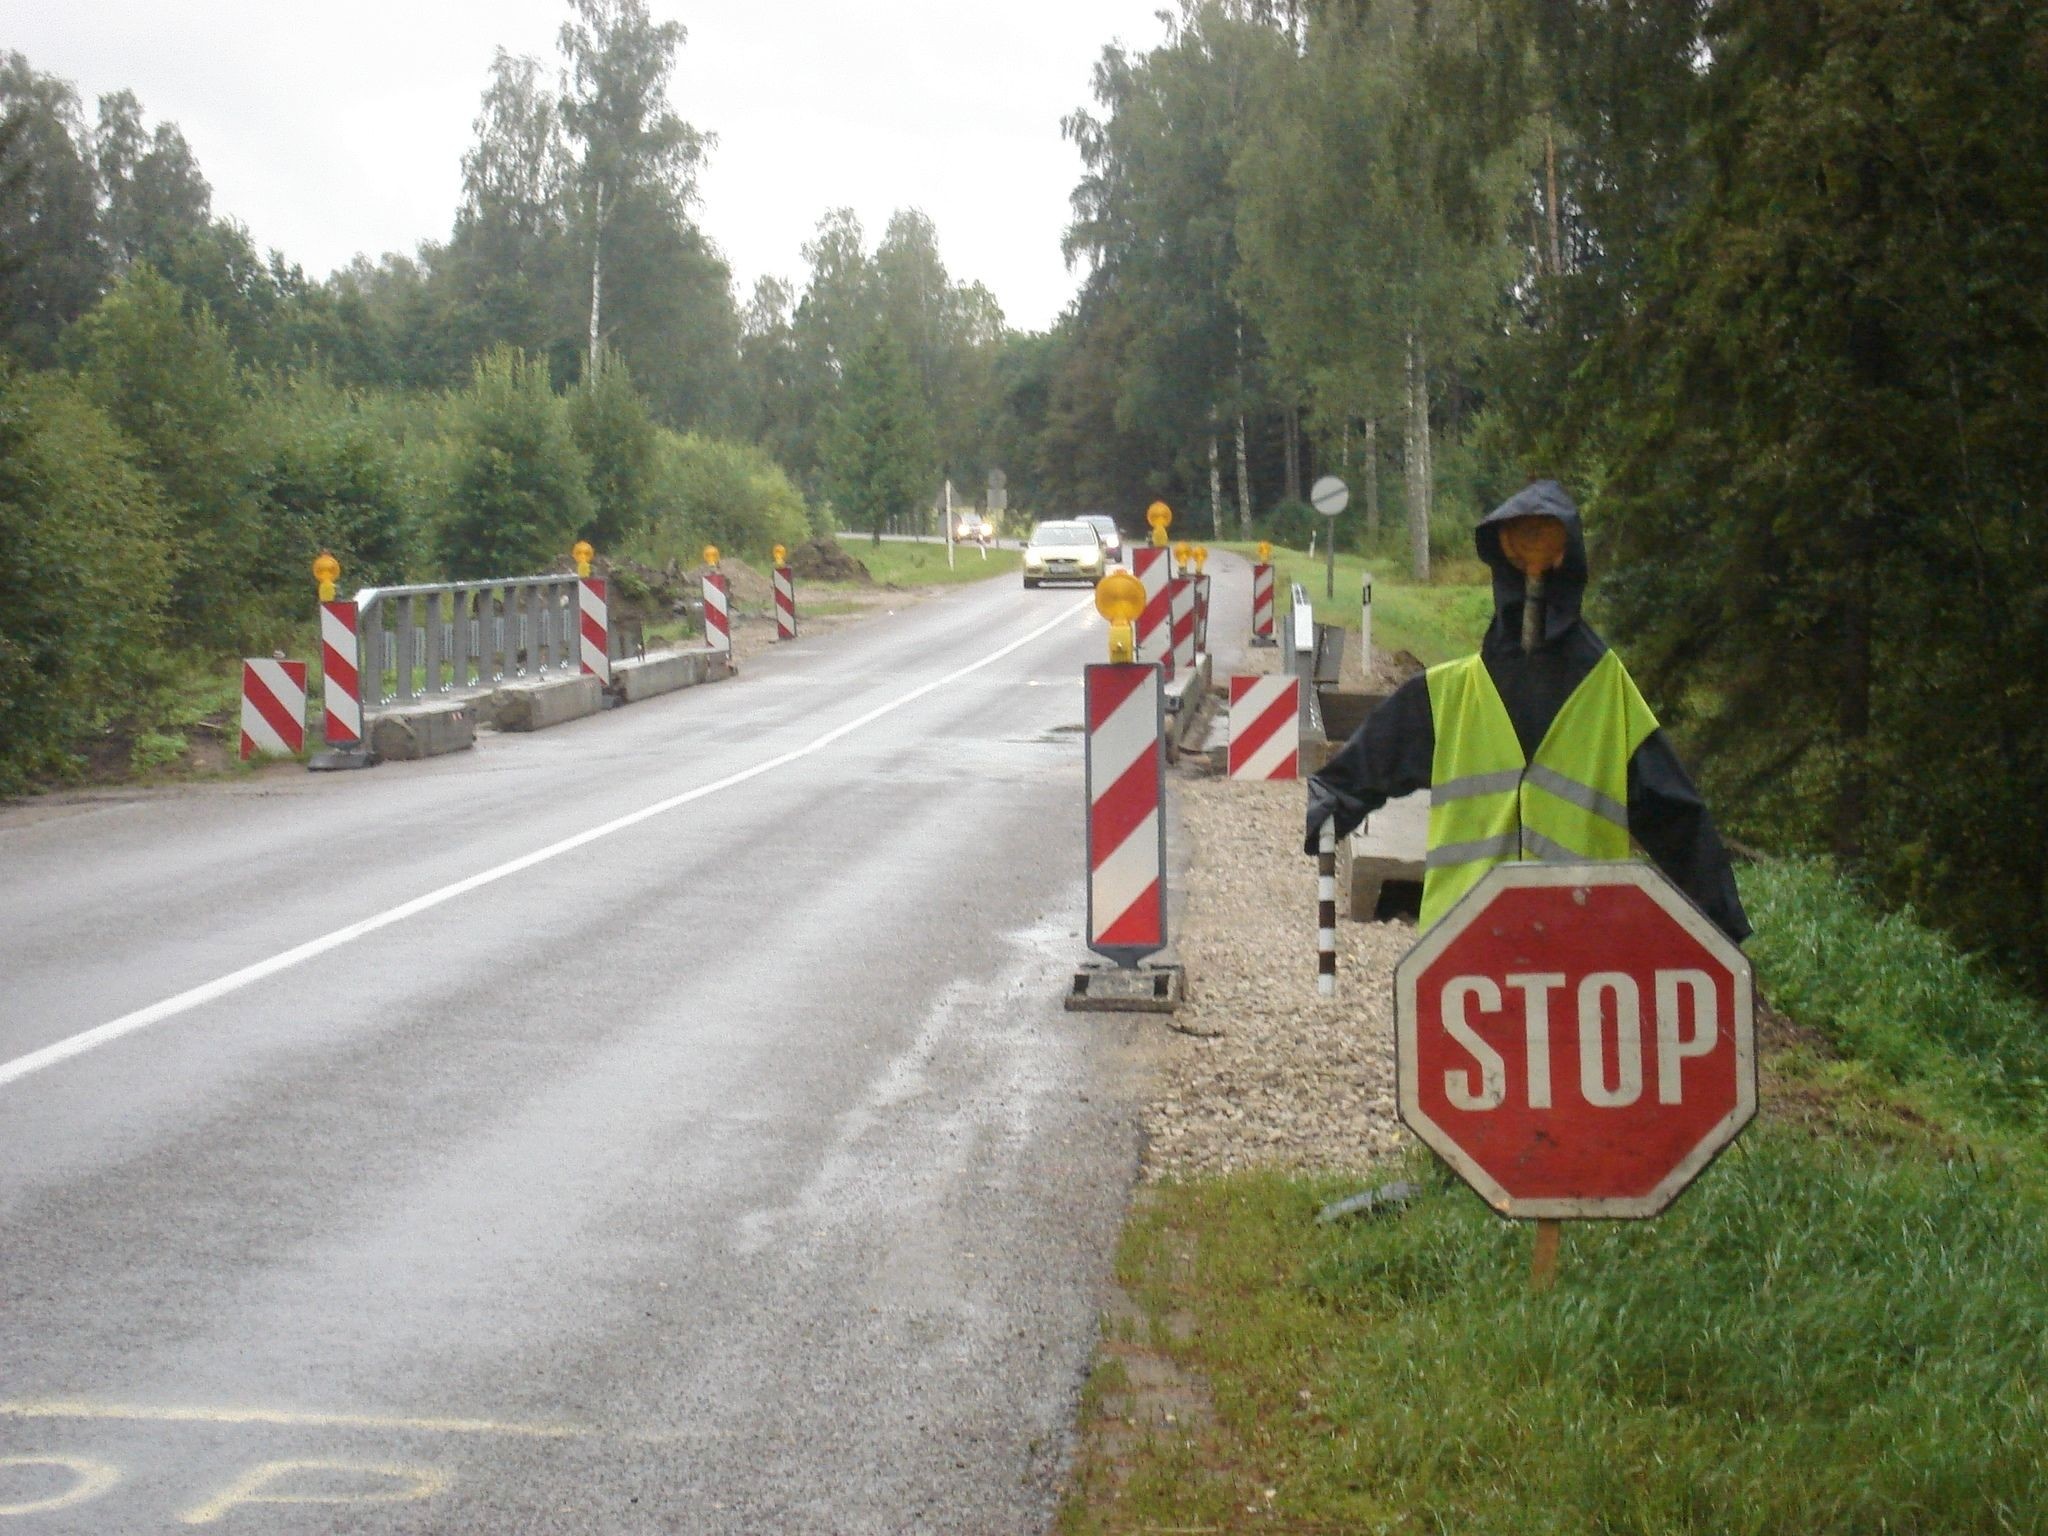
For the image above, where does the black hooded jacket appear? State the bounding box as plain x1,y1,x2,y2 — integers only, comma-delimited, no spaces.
1305,481,1751,943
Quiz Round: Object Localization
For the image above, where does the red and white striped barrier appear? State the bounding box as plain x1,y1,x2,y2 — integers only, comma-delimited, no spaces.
1132,546,1172,678
320,600,363,748
1169,576,1196,676
578,577,609,682
240,659,307,760
1085,663,1168,962
1194,574,1212,658
1317,821,1338,996
1252,562,1275,642
773,565,796,641
703,572,731,654
1226,675,1301,780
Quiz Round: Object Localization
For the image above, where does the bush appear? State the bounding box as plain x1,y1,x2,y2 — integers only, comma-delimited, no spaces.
436,347,591,579
568,353,658,552
243,372,413,599
0,367,172,791
639,430,810,565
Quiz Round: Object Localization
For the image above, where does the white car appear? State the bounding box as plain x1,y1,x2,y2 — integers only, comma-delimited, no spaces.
1078,514,1123,563
953,511,993,545
1022,520,1105,588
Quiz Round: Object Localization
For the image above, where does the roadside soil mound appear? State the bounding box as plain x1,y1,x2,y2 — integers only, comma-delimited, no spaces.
789,537,872,583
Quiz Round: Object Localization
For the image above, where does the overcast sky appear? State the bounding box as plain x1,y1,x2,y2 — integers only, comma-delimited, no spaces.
9,0,1175,333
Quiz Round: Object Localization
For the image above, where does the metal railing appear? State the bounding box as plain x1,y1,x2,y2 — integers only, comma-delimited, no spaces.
353,574,608,709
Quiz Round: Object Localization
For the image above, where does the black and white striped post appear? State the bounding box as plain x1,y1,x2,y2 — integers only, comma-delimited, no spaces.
1317,820,1338,996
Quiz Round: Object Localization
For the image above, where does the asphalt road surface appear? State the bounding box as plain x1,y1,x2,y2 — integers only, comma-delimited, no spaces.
0,572,1192,1534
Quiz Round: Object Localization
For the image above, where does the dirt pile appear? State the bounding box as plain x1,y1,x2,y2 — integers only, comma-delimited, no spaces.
787,538,872,584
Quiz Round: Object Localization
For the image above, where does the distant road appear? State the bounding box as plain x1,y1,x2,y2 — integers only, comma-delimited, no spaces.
0,576,1155,1534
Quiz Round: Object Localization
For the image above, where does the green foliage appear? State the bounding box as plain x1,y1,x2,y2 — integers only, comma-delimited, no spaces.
822,329,936,540
568,351,657,549
437,346,591,579
0,54,106,365
0,366,171,791
639,429,808,564
243,372,413,596
1742,858,2048,1120
69,265,257,644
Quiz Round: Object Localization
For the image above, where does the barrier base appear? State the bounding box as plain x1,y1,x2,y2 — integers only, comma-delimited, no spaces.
308,747,379,772
1250,635,1278,648
1065,961,1185,1014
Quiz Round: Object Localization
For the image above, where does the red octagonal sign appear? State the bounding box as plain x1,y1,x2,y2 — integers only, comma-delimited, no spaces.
1395,862,1756,1219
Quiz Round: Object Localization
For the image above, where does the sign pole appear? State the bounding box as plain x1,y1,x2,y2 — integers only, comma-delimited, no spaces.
1310,475,1351,603
1531,1219,1561,1291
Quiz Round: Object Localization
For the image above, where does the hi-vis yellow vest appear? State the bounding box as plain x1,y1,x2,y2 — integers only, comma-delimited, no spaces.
1421,650,1660,929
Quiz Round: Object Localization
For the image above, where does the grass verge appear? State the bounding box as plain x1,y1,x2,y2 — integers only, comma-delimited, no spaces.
832,537,1021,587
1061,859,2048,1535
1218,540,1493,667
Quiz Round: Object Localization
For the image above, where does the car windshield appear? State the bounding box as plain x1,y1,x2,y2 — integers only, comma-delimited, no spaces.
1031,523,1094,544
1081,516,1118,539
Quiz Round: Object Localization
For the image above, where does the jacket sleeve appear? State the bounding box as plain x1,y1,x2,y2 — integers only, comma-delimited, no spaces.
1627,731,1753,944
1303,674,1436,853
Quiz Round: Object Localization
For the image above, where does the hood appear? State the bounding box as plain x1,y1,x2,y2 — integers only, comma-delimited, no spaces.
1475,480,1589,649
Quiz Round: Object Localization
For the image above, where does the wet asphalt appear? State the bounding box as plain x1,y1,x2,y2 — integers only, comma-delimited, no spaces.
0,574,1169,1534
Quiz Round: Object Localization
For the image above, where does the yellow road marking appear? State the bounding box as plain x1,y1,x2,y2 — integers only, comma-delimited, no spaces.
0,1456,121,1516
177,1460,445,1525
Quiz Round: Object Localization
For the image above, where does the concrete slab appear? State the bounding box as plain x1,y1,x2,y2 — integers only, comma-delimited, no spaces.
367,699,476,761
488,674,604,732
611,647,733,704
1343,789,1428,922
1065,962,1184,1013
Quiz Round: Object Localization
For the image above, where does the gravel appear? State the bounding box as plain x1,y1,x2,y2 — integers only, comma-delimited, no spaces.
1145,770,1416,1181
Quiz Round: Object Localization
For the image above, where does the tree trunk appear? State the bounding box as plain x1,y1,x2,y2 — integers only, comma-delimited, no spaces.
1405,331,1431,582
1364,418,1380,539
1208,409,1224,538
1234,410,1252,538
1544,122,1563,278
1283,402,1301,504
588,183,605,376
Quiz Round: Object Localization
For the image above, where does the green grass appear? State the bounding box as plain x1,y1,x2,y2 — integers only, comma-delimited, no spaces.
1062,860,2048,1536
829,536,1021,587
1218,539,1494,667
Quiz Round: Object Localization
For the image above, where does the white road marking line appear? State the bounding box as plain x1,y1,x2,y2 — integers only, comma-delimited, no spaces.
0,599,1093,1091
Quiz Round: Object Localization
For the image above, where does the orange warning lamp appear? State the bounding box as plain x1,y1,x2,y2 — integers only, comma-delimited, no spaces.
1146,500,1173,547
1193,545,1209,572
572,540,594,578
1094,570,1146,663
312,551,340,602
702,545,721,569
1173,540,1192,576
1499,516,1567,577
1257,540,1272,563
772,544,787,566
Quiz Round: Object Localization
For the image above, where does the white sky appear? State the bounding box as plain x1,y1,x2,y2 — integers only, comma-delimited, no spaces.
7,0,1173,333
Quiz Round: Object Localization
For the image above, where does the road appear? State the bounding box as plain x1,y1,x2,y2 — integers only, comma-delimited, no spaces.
0,574,1171,1534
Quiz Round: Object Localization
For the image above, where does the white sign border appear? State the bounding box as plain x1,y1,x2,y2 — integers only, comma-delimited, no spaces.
1393,860,1757,1220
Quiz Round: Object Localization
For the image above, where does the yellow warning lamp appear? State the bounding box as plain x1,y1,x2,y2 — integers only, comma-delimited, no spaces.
1146,500,1173,547
1094,570,1147,663
312,551,341,603
1173,540,1192,577
1193,545,1209,573
702,544,721,569
772,544,787,566
572,540,594,578
1257,540,1273,564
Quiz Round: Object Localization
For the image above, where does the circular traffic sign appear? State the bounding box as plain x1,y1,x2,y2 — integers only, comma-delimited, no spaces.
1393,862,1755,1219
1310,475,1350,516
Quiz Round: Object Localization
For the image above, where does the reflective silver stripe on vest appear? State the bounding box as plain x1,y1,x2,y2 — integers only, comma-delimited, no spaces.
1425,832,1523,870
1524,765,1629,831
1521,830,1581,863
1431,768,1525,806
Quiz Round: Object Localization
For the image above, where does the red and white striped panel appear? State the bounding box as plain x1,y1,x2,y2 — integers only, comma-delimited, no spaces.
1169,577,1196,675
1227,674,1301,780
1252,562,1275,639
1085,663,1167,960
579,577,609,682
1132,546,1172,678
320,600,362,746
703,572,731,653
240,660,307,760
1194,574,1212,657
773,565,796,641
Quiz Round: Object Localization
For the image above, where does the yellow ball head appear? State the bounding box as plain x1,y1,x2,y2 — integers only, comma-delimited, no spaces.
1499,515,1567,577
702,545,721,569
572,539,594,578
1095,570,1146,663
1146,500,1173,531
312,551,341,603
1257,540,1272,563
1193,545,1208,572
772,544,787,566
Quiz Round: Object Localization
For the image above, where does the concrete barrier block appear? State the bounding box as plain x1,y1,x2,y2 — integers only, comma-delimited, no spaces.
611,647,734,704
367,699,476,761
1344,790,1429,922
488,674,604,732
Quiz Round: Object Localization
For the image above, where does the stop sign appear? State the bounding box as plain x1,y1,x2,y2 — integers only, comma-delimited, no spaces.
1394,862,1755,1219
